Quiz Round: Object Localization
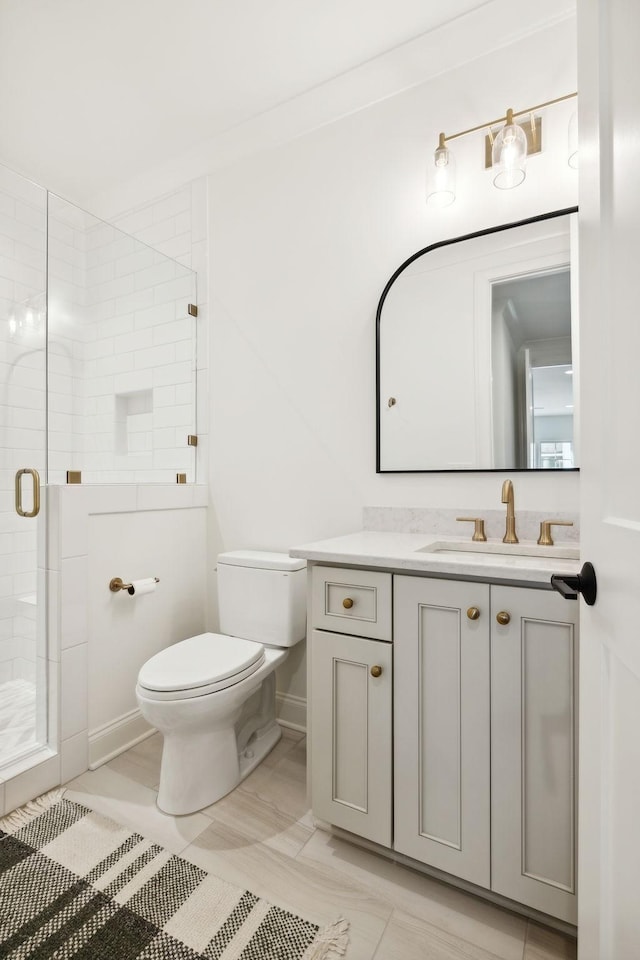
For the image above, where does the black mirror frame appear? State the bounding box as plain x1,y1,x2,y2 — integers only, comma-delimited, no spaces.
375,206,580,473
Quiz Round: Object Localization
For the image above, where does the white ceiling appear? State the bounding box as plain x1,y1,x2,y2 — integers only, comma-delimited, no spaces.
0,0,575,206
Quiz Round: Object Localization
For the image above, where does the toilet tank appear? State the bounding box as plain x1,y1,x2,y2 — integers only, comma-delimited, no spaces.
217,551,307,647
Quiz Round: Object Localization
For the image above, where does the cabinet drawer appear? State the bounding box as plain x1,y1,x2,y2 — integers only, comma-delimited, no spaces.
311,566,392,641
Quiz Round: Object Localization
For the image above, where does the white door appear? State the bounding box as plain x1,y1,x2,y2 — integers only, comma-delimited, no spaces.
577,2,640,955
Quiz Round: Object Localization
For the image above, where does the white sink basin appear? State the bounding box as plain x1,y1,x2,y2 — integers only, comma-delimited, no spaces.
416,540,580,562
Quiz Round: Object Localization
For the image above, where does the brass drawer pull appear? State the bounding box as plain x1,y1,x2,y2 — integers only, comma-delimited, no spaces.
370,665,383,678
342,597,354,609
496,611,511,625
467,607,480,621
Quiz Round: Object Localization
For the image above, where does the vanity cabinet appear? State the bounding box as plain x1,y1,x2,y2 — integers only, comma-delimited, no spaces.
394,577,491,888
490,585,577,922
393,575,578,924
309,566,393,847
308,562,578,925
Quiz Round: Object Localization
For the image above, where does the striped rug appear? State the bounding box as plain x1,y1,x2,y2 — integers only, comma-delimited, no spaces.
0,792,349,959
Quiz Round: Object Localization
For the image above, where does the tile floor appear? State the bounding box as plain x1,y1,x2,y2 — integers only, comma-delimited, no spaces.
63,729,577,960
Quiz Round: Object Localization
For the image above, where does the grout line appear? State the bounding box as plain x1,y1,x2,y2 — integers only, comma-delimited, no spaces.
370,909,394,960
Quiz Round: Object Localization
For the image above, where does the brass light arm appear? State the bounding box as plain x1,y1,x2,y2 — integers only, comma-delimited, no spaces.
440,92,577,144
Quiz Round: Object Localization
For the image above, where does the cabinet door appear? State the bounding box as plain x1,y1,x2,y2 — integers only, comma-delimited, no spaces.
394,576,491,888
310,629,392,846
491,585,577,924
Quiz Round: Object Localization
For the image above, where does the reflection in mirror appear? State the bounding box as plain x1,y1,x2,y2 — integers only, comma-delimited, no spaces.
376,209,578,472
491,267,574,468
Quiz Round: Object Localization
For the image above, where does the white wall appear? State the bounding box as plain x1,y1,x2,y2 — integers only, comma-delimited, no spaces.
207,18,578,704
87,499,207,765
208,19,578,546
51,484,208,779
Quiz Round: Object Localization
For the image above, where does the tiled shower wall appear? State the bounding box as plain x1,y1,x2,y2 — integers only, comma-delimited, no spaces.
48,194,199,485
110,179,209,481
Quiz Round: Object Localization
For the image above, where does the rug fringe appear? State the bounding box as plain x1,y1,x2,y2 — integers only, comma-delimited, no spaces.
0,788,65,833
303,917,349,960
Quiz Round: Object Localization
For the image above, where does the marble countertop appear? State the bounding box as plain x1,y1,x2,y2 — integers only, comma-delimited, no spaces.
290,530,581,587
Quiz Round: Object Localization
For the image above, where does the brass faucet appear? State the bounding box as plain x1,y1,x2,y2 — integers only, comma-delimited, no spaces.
501,479,519,544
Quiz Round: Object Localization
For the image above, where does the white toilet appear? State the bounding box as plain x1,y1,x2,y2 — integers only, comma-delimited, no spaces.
135,551,307,815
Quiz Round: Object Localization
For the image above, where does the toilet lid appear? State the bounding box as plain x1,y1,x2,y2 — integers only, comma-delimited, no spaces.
137,632,265,694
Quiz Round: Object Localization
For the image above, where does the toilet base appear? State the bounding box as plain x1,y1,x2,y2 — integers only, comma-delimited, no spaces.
157,719,282,815
239,719,282,781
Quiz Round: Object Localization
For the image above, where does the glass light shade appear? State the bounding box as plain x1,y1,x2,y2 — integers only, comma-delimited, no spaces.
492,109,527,189
426,135,456,207
568,111,578,169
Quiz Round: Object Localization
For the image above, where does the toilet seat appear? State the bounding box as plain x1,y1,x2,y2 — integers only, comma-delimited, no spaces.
137,632,265,701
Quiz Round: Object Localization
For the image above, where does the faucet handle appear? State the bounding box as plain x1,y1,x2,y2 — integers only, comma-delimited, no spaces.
456,517,487,542
537,519,574,547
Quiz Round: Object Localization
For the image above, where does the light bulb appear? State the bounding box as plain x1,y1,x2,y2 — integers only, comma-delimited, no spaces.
426,133,456,207
492,108,527,189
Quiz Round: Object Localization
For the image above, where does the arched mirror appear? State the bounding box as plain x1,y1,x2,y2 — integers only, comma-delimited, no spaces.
376,208,579,472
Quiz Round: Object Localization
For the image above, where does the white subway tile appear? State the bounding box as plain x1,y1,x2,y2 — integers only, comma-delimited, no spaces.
61,731,89,783
153,404,192,429
86,260,116,287
116,287,154,316
113,206,154,237
60,557,88,650
114,247,155,279
15,199,46,231
134,300,174,330
152,360,191,386
113,327,153,355
134,343,175,369
153,275,192,305
135,217,177,247
61,644,88,739
114,369,152,394
94,353,134,376
151,188,190,223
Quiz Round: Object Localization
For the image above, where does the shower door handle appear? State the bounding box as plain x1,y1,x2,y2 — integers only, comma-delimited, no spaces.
15,468,41,518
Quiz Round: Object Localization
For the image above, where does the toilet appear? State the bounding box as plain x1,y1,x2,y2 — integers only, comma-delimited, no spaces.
135,550,307,815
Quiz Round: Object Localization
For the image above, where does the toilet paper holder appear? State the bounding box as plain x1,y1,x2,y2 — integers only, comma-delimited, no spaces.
109,577,160,593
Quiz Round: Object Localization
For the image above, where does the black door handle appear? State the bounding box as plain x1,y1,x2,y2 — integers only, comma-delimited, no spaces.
550,562,597,606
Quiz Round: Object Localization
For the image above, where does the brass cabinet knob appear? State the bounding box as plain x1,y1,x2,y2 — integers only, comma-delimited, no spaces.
342,597,354,609
496,611,511,625
467,607,481,621
370,665,383,678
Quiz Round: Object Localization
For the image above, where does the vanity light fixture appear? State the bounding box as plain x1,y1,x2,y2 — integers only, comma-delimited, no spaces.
426,133,456,207
426,92,577,207
490,108,527,189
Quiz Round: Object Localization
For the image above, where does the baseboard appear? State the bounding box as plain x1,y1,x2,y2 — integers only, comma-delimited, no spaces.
89,708,156,769
275,691,306,733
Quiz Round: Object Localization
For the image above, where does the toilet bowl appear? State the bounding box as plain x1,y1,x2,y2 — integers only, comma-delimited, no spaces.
135,551,306,815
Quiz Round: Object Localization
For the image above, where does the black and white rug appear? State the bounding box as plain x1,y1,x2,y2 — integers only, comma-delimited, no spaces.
0,792,349,959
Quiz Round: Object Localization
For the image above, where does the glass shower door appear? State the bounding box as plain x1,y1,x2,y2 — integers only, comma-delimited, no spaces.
0,165,48,767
